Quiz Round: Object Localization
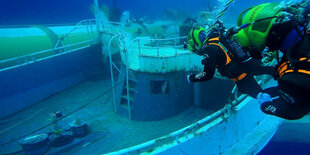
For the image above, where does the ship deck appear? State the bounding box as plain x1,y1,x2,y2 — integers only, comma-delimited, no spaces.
0,73,212,155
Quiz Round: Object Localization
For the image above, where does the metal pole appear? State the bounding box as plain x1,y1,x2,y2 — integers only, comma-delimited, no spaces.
138,40,141,55
126,41,132,120
108,34,120,112
156,41,159,56
113,0,118,9
174,39,177,55
94,0,101,33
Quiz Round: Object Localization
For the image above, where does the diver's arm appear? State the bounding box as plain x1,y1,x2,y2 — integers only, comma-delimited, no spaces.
188,46,217,82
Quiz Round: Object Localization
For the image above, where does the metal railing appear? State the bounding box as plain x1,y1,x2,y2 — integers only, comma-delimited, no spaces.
105,85,255,155
106,29,130,117
113,35,194,119
126,36,188,58
99,20,125,36
54,19,98,49
106,75,276,155
0,19,100,72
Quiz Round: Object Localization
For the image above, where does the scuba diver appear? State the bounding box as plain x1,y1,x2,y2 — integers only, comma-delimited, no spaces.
235,1,310,120
185,22,276,98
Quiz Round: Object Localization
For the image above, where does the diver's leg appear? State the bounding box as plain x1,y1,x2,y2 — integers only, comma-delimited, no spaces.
243,59,276,76
261,75,310,120
236,76,263,98
263,86,280,98
260,93,309,120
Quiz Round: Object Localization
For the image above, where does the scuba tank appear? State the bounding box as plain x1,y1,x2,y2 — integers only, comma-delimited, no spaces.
216,21,251,62
222,31,249,61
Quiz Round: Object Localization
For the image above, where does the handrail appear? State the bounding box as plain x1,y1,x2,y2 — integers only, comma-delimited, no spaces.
134,36,186,42
106,29,131,118
0,40,97,72
127,36,186,48
0,40,96,64
106,92,246,155
108,34,121,113
139,45,184,49
126,36,188,57
0,19,103,71
54,19,97,48
101,21,126,27
107,76,274,155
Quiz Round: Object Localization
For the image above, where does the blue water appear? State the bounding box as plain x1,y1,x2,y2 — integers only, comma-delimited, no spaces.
259,141,310,155
0,0,284,26
0,0,208,25
0,0,93,26
0,0,309,154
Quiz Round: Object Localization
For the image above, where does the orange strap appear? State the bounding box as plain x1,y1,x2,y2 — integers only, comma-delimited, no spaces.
298,69,310,75
208,37,220,42
231,73,247,82
277,61,290,76
299,57,310,62
278,57,310,77
207,37,246,81
279,69,294,77
209,43,231,65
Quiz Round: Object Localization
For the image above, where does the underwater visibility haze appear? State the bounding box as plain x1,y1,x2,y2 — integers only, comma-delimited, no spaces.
0,0,309,154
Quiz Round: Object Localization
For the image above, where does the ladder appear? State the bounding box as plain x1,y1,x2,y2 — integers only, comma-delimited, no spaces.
115,65,137,119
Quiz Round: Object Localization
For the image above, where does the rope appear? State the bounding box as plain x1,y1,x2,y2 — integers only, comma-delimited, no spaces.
215,0,234,21
0,80,123,147
207,0,234,32
0,108,47,135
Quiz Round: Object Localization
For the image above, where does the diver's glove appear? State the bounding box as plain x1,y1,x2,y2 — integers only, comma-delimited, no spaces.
256,92,272,105
187,73,196,84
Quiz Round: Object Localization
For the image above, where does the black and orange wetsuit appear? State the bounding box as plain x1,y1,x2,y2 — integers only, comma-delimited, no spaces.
261,37,310,120
189,34,276,98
